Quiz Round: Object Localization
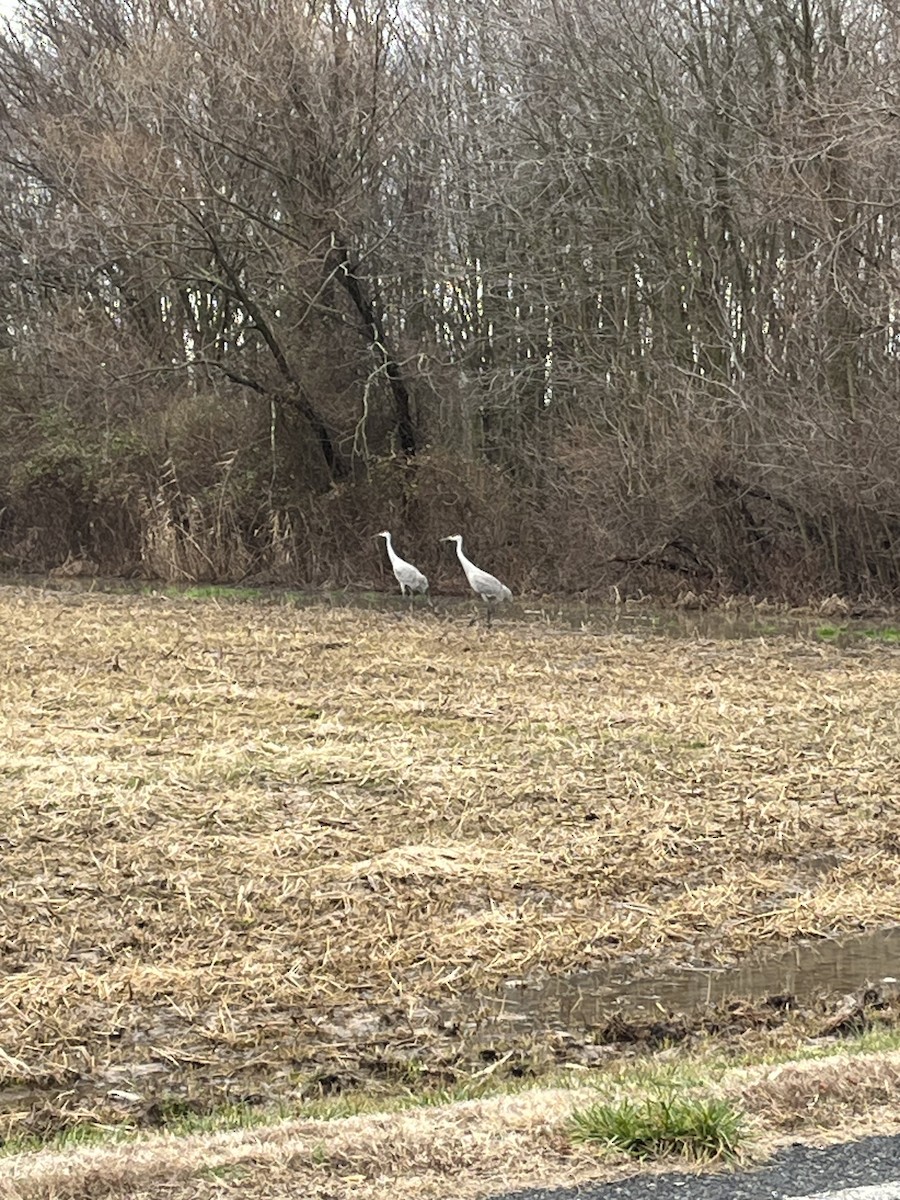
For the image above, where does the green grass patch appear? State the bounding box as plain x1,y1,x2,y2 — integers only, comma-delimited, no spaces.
863,627,900,643
0,1075,557,1159
177,585,265,602
161,1100,294,1137
570,1092,746,1162
816,624,900,644
194,1164,250,1181
0,1121,136,1158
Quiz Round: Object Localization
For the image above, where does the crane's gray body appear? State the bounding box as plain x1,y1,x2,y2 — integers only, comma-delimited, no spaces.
377,531,429,596
442,534,512,620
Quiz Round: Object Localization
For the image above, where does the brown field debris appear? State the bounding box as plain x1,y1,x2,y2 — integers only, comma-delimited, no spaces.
1,585,900,1143
7,1051,900,1200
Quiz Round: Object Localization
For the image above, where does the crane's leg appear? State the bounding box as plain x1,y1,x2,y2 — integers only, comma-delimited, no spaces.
485,602,493,629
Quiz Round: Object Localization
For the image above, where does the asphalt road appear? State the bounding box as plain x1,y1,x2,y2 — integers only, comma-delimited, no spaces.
492,1134,900,1200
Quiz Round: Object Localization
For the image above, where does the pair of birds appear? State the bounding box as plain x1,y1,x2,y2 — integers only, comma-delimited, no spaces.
377,531,512,624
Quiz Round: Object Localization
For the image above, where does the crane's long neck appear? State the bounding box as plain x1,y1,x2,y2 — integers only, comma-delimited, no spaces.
384,534,399,565
454,539,477,581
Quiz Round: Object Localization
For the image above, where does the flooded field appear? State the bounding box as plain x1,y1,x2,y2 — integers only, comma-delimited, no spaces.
2,570,886,640
1,579,900,1141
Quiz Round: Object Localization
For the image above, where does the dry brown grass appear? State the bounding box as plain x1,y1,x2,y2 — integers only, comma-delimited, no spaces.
1,584,900,1145
7,1051,900,1199
0,1084,659,1199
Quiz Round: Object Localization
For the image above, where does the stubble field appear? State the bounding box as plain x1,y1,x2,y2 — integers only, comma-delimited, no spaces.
2,584,900,1149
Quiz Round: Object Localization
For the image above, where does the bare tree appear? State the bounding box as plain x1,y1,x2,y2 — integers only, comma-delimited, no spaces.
4,0,900,594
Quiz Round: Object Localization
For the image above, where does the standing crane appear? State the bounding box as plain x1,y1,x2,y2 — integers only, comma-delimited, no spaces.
441,534,512,626
376,531,429,602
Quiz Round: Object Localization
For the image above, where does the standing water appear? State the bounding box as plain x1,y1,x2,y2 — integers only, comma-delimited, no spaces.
484,927,900,1030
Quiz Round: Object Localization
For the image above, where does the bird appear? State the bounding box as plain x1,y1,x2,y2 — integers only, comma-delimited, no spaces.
441,534,511,626
376,531,429,601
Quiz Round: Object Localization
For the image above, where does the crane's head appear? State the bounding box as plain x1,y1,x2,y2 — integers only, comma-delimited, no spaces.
440,534,462,545
375,530,390,539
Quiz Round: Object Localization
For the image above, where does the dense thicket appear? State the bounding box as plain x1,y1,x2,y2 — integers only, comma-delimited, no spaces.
1,0,899,598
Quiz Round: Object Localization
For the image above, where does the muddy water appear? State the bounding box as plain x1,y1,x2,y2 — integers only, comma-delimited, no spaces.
480,927,900,1030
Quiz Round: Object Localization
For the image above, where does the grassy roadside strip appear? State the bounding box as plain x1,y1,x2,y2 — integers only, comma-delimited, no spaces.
5,1033,900,1200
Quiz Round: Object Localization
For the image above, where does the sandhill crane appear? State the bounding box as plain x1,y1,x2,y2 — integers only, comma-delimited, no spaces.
441,534,511,626
376,531,429,601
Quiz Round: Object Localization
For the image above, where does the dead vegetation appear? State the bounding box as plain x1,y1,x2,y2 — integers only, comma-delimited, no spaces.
8,0,900,603
7,1050,900,1200
1,585,900,1150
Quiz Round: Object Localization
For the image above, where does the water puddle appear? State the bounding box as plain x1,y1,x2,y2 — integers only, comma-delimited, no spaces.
483,927,900,1031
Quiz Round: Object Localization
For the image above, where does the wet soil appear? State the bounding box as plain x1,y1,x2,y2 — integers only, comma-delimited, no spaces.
1,571,893,642
4,931,900,1146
